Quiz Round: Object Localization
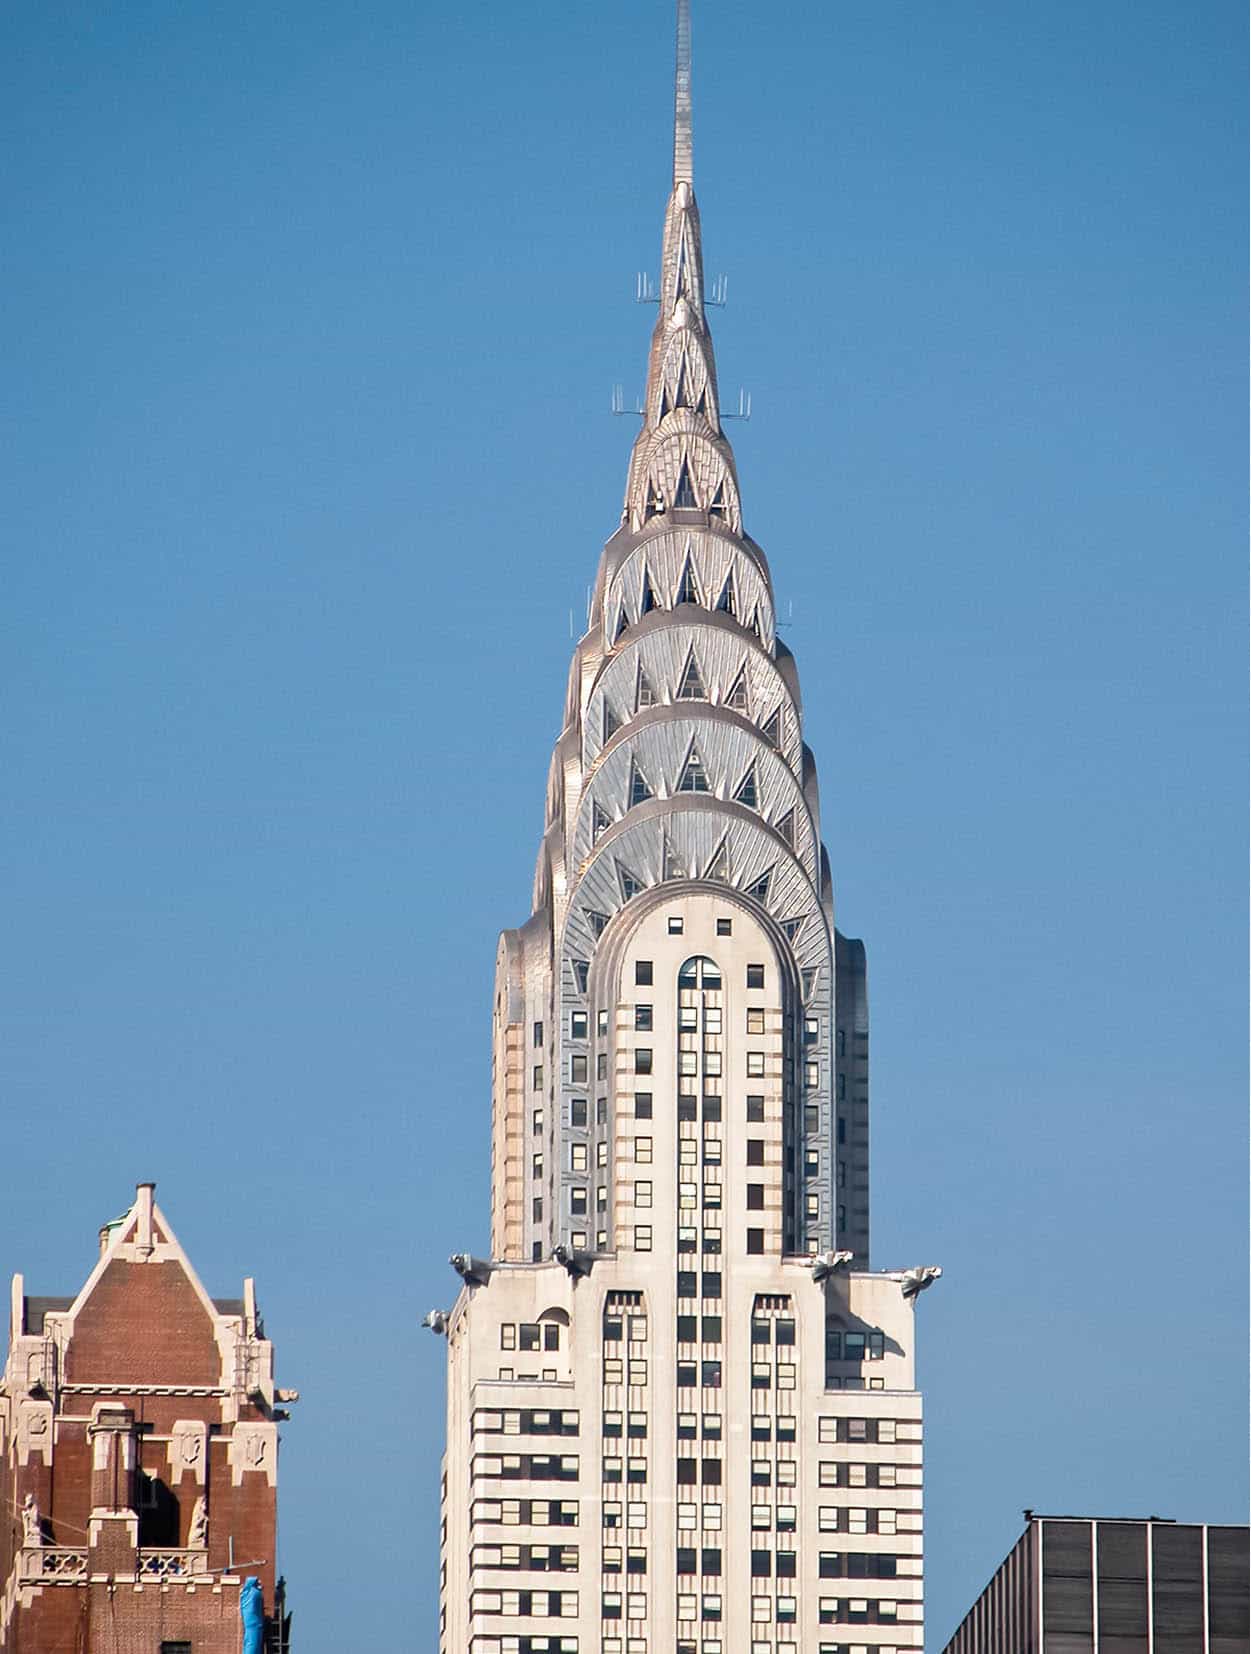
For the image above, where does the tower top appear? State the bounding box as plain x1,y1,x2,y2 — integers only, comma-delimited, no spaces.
673,0,693,185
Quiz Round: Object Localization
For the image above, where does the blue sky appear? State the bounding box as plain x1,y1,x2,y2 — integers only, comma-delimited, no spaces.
2,0,1244,1646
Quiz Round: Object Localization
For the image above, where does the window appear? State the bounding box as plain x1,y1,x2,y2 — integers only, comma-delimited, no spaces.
634,1226,652,1251
746,964,765,988
570,1011,587,1039
746,1095,765,1122
751,1550,771,1577
701,1362,722,1390
702,1316,722,1342
570,1144,588,1172
533,1021,544,1047
668,916,684,934
677,1270,697,1298
161,1645,192,1654
635,960,653,985
634,1005,653,1031
746,1007,765,1034
702,1271,722,1298
746,1185,764,1210
746,1228,765,1255
597,1053,608,1080
746,1052,765,1077
570,1055,588,1083
570,1098,587,1127
635,1137,652,1163
633,1091,652,1119
716,918,732,935
635,1049,653,1074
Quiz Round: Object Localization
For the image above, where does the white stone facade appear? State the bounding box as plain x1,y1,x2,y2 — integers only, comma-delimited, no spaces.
434,5,933,1650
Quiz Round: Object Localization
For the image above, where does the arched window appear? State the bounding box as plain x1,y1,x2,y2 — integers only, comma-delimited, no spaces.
678,956,722,991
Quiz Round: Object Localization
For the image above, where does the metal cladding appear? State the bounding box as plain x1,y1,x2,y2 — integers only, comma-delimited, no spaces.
492,0,868,1273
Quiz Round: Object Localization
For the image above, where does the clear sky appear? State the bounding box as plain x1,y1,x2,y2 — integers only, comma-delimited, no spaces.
2,0,1244,1646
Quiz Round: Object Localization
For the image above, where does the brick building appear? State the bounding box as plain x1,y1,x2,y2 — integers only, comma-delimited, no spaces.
0,1182,294,1653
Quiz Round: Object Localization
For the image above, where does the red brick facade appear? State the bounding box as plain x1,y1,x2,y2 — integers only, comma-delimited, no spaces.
1,1184,294,1653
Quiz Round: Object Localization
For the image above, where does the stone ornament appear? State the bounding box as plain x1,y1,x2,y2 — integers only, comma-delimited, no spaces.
227,1423,278,1487
21,1493,42,1547
167,1420,208,1484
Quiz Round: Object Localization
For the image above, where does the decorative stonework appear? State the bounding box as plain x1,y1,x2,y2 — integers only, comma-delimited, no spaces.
227,1422,277,1487
168,1420,208,1484
15,1400,52,1467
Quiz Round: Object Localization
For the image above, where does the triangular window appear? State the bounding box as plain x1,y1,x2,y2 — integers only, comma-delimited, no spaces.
640,567,657,615
733,765,758,809
659,387,671,418
592,802,612,843
675,361,689,409
572,959,590,993
676,649,706,701
636,665,656,711
726,666,749,711
749,606,763,641
776,808,795,848
662,837,683,881
677,744,710,794
747,867,774,904
704,837,731,881
614,606,629,643
708,481,727,519
696,386,708,415
629,760,654,807
674,461,697,509
715,575,737,618
781,916,805,942
801,968,818,1001
675,555,700,608
617,862,643,902
761,706,782,749
602,700,619,743
645,482,664,520
588,911,610,939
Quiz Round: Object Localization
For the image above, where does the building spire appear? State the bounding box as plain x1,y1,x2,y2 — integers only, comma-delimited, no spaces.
674,0,693,185
622,0,742,532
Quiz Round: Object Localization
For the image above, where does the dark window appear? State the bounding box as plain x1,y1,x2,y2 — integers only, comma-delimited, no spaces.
544,1323,559,1351
746,964,765,988
701,1548,722,1576
751,1418,771,1441
676,1361,697,1387
533,1021,544,1047
775,1318,795,1346
702,1316,722,1342
702,1231,721,1254
746,1139,765,1166
716,918,732,935
701,1361,722,1388
570,1099,587,1127
752,1318,771,1344
635,960,653,986
161,1645,193,1654
676,1315,697,1343
702,1272,722,1298
746,1228,765,1255
676,1547,696,1575
776,1550,797,1578
701,1095,722,1121
634,1092,652,1118
751,1550,772,1577
746,1096,765,1122
701,1458,722,1485
837,1116,847,1144
676,1270,697,1299
634,1005,653,1031
678,1096,697,1121
634,1049,652,1074
676,1458,697,1485
746,1184,765,1210
532,1241,542,1261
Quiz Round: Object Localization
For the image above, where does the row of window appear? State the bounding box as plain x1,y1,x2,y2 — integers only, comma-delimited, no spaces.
474,1455,580,1482
499,1322,562,1353
470,1639,577,1654
471,1544,578,1572
474,1409,578,1436
470,1590,576,1617
472,1500,579,1527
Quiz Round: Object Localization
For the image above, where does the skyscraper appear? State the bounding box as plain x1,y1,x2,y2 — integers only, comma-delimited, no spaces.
433,7,939,1650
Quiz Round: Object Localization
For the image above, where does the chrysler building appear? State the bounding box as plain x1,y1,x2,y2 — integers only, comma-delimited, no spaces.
433,6,938,1650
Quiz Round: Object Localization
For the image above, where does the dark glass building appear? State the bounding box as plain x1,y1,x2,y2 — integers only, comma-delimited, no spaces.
941,1514,1248,1654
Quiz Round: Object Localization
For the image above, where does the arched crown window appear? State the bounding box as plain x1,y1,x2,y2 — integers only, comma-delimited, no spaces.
678,956,722,990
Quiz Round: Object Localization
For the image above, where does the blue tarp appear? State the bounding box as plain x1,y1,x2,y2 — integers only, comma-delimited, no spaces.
241,1576,264,1654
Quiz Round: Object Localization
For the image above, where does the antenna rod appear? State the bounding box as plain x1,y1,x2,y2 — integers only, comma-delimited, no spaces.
674,0,693,185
